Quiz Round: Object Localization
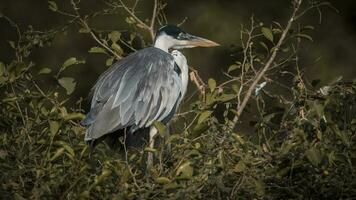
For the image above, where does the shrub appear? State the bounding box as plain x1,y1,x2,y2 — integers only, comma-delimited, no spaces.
1,0,355,199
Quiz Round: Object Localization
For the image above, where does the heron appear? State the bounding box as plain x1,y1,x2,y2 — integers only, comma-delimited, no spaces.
82,25,219,165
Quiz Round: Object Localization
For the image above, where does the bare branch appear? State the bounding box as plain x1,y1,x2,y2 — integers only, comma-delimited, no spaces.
230,0,303,129
150,0,158,38
189,67,206,95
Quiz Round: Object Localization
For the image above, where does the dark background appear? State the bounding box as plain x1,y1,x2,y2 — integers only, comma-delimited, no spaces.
1,0,355,105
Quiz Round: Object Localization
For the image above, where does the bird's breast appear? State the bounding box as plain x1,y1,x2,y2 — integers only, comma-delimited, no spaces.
171,50,189,99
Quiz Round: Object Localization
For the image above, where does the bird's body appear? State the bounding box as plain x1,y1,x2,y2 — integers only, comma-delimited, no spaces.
83,47,188,147
82,25,218,160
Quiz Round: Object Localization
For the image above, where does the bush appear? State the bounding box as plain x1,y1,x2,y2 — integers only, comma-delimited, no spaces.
1,0,355,199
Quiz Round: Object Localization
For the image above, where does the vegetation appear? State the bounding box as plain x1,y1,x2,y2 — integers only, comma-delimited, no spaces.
1,0,355,199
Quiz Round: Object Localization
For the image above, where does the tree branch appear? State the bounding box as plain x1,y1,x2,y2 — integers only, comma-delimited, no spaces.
70,0,122,59
230,0,303,129
189,67,206,96
116,0,158,41
150,0,158,39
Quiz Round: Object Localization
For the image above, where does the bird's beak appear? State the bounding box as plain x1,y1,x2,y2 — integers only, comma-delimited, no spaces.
179,33,220,48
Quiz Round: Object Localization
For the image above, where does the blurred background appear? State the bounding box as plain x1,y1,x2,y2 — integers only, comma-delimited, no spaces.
0,0,355,107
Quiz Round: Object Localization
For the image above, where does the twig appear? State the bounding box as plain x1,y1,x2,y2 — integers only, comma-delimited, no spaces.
116,0,158,41
122,128,140,189
10,83,26,126
150,0,158,39
230,0,303,129
70,0,122,59
177,17,188,27
189,67,206,95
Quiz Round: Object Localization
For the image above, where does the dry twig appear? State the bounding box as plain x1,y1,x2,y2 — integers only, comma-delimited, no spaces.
189,67,206,95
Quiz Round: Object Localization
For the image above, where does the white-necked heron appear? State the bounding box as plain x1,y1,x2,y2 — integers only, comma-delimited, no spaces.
82,25,219,165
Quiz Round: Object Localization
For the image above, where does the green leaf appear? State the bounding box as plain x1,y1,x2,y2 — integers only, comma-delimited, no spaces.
58,77,76,95
8,41,15,49
111,43,123,55
50,147,65,161
228,64,240,73
205,93,216,106
95,169,111,184
78,27,90,33
63,112,85,121
232,133,245,145
155,177,171,184
302,25,315,30
261,27,274,42
260,41,269,53
272,28,282,33
198,111,213,124
62,57,78,69
208,78,216,92
313,101,324,117
49,120,59,135
38,68,52,75
232,84,240,93
176,162,193,179
218,94,236,102
306,147,322,166
351,119,356,125
108,31,121,43
234,160,246,172
254,179,265,196
244,63,251,72
144,147,157,152
48,1,58,12
89,47,106,54
192,123,209,135
58,141,75,158
125,17,136,24
280,141,293,155
106,57,114,66
296,33,313,42
153,121,166,135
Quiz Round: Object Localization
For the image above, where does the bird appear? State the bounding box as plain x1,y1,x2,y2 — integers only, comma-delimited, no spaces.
82,25,219,165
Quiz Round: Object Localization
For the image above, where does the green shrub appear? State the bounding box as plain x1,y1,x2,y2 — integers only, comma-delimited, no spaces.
1,0,355,199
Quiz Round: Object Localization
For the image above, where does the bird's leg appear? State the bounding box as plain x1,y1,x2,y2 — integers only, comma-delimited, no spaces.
147,126,158,168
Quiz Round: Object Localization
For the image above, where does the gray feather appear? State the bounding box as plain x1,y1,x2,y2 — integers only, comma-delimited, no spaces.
84,47,183,141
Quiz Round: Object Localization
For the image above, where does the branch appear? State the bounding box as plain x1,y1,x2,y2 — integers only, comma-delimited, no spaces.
189,67,206,95
116,0,158,41
230,0,303,129
150,0,158,39
70,0,122,59
84,22,123,59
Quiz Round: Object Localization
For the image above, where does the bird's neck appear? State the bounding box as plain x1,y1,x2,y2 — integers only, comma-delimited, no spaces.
154,34,174,52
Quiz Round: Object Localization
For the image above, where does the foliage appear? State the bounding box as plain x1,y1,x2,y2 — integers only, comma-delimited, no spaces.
1,0,355,199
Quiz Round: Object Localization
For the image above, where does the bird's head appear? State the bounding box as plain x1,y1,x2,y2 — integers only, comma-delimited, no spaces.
154,25,219,52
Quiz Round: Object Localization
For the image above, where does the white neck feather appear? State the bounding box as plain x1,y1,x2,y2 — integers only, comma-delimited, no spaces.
154,34,180,52
171,50,189,98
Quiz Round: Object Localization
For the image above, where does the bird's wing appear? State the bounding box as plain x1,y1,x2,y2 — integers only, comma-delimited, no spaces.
84,47,183,141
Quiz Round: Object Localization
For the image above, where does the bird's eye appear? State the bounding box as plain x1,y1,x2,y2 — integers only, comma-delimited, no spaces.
177,32,185,39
